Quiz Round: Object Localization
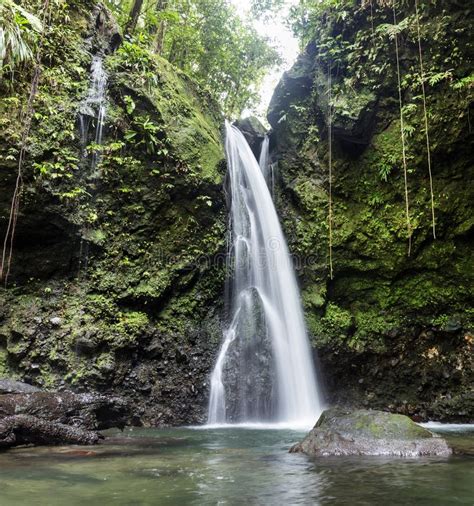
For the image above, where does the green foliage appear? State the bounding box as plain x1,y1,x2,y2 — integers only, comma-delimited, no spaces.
0,0,42,74
106,0,281,116
452,73,474,91
309,303,353,347
112,39,159,88
124,114,165,155
250,0,285,19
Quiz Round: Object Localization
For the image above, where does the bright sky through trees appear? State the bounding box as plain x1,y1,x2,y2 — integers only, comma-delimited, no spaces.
230,0,300,120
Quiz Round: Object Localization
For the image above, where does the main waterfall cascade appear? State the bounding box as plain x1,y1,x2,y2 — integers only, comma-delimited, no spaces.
208,121,323,428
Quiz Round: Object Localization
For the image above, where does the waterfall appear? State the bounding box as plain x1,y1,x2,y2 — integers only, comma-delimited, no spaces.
258,135,274,195
77,54,108,274
79,54,108,177
258,135,270,181
207,121,323,428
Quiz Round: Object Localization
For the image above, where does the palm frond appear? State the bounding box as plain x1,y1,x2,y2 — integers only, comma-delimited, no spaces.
0,0,42,72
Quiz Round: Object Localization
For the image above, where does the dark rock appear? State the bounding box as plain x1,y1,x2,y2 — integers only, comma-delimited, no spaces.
73,335,98,355
445,318,462,332
268,42,316,127
290,407,452,457
0,414,101,449
0,391,130,430
234,116,267,157
0,379,42,395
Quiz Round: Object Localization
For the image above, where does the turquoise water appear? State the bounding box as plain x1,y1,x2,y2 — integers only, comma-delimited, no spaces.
0,426,473,505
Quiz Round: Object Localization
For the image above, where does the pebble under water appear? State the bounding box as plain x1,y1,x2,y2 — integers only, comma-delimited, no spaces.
0,427,473,505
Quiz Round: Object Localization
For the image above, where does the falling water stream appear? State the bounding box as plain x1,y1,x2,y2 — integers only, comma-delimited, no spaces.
77,54,108,274
258,135,270,181
208,122,323,428
79,54,107,172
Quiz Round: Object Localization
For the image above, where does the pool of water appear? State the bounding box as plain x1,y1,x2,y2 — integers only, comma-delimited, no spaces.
0,425,473,505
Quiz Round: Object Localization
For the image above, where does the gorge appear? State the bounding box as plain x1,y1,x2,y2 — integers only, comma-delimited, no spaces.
0,0,473,503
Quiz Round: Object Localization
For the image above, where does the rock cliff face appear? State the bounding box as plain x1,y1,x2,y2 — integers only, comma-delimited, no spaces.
268,1,473,421
0,0,472,427
0,1,226,426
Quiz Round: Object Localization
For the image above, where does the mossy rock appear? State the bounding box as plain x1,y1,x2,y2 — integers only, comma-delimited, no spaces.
291,407,451,457
315,407,431,440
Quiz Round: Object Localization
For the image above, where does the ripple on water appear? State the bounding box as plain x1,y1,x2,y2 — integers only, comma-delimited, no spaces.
0,427,472,506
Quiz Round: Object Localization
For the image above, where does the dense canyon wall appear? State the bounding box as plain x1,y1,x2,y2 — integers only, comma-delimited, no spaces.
0,1,226,425
268,0,473,421
0,0,472,425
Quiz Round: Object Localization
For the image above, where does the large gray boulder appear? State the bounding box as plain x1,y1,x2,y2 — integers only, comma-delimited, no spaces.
290,408,452,457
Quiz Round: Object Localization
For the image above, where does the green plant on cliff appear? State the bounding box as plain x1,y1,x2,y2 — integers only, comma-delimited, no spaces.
124,114,164,155
0,0,42,76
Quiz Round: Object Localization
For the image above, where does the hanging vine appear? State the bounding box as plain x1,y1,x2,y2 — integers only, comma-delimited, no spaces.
328,63,334,280
369,0,376,49
392,1,412,256
0,0,51,284
414,0,436,239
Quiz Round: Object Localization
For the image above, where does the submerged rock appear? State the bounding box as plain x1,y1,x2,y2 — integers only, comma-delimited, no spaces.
290,408,452,457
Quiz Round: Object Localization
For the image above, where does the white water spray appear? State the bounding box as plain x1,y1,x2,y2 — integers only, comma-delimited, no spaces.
208,122,322,428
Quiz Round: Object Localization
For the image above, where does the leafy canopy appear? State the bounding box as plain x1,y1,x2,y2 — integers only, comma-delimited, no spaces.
106,0,281,117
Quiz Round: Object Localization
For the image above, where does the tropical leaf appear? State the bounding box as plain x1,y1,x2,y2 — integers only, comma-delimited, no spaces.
0,0,42,71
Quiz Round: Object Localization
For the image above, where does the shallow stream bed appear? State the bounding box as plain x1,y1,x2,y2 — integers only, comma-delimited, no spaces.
0,425,473,505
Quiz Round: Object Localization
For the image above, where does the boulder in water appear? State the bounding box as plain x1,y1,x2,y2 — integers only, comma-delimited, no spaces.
0,415,102,449
290,407,452,457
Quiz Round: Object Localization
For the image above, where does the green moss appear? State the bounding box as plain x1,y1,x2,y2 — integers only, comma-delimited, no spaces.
116,311,149,336
302,284,327,310
0,349,8,377
108,47,224,185
309,303,353,347
319,408,434,439
351,309,399,353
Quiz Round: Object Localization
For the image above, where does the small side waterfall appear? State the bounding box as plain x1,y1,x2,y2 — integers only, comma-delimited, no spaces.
258,135,274,195
77,54,108,274
208,121,322,428
258,135,270,181
79,54,108,176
